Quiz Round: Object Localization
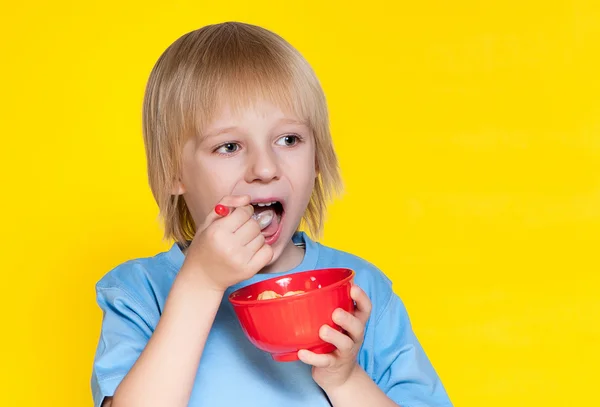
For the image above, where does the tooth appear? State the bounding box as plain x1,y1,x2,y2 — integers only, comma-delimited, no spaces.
253,201,278,207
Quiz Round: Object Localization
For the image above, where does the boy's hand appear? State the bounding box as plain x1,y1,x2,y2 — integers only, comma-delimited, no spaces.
183,194,273,292
297,285,372,394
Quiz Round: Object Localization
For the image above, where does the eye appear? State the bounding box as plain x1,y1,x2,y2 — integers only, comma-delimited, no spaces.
215,142,240,155
276,134,301,147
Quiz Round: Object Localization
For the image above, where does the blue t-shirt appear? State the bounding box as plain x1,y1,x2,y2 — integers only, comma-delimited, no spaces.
91,232,452,407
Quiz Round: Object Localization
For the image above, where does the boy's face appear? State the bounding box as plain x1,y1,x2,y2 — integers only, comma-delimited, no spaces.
177,99,316,270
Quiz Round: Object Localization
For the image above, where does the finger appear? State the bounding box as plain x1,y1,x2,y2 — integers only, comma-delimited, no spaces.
319,324,355,353
246,243,273,271
220,204,254,232
234,217,262,246
297,349,336,368
201,195,251,230
332,309,364,344
244,232,266,253
350,285,372,325
219,194,252,208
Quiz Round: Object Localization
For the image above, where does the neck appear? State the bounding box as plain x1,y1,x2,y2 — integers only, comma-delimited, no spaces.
259,237,305,274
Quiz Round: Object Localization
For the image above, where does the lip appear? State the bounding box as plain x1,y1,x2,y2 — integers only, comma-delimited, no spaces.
248,196,286,245
248,198,282,244
264,210,284,245
250,197,286,207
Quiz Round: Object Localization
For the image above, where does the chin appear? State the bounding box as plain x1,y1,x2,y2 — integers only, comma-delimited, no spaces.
262,223,297,267
267,228,290,257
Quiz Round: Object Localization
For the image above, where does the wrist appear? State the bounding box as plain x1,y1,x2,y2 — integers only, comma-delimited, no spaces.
178,260,226,295
162,266,225,333
323,363,371,405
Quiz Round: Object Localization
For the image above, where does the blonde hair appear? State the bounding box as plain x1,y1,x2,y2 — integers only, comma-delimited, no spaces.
142,22,342,245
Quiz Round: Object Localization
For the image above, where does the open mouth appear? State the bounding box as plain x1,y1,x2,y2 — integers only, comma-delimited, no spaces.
251,200,285,244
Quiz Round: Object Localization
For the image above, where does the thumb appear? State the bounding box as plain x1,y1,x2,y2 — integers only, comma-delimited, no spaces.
199,194,252,231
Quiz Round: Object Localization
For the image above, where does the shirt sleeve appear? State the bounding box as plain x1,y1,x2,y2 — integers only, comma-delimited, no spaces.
359,286,453,407
91,285,155,407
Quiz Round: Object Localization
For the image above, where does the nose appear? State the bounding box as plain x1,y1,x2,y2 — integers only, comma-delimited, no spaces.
244,146,280,183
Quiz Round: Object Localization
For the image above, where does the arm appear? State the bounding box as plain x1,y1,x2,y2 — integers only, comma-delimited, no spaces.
298,285,400,407
298,277,452,407
360,287,453,406
92,195,272,407
327,367,398,407
110,268,223,407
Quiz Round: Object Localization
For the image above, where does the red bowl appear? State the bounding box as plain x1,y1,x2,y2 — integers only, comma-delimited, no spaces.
228,268,355,362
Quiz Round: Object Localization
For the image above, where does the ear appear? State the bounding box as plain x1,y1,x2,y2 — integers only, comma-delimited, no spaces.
171,179,186,195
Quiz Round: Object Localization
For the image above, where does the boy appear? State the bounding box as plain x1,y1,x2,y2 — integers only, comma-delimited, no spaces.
91,21,452,407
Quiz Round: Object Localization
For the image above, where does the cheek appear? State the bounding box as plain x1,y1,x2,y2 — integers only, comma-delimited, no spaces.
303,165,316,190
293,153,317,194
182,157,238,212
197,164,238,196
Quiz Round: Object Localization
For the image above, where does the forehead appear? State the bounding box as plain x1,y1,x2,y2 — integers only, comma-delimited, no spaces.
186,61,317,138
200,98,309,138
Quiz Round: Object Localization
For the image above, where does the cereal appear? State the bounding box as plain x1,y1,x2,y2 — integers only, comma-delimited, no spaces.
257,290,280,300
257,289,305,300
283,290,305,297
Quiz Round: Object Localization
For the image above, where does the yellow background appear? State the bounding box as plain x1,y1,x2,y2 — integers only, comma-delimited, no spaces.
1,1,598,406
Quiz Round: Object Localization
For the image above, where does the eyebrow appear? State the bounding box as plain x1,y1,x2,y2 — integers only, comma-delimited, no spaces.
277,118,309,126
203,126,238,139
203,118,309,140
